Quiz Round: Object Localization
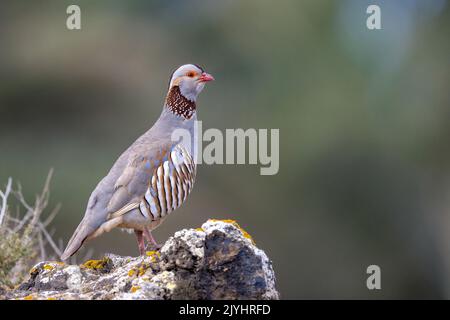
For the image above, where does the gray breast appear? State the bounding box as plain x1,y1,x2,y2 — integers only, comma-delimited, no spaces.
138,144,196,220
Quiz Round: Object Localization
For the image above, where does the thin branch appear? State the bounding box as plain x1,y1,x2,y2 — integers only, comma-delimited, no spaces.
42,203,61,228
0,170,64,287
37,222,62,257
13,169,54,232
0,177,13,225
38,232,46,261
12,184,34,232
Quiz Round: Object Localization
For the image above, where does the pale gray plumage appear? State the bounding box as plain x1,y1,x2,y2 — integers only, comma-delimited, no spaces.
61,64,214,260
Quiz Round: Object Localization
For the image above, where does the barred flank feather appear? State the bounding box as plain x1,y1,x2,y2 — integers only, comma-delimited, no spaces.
138,144,196,220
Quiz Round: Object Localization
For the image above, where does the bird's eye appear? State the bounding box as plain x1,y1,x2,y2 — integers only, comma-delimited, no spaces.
186,71,196,78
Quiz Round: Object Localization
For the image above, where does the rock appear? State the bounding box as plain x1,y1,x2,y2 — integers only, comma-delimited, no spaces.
4,219,279,300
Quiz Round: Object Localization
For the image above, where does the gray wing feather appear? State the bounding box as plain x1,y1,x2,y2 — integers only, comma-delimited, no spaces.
107,142,175,214
61,137,175,260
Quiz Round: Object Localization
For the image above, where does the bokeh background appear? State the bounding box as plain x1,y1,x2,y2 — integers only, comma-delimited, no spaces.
1,0,450,299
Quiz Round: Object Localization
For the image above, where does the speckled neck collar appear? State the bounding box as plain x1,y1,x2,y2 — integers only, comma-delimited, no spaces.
165,86,196,119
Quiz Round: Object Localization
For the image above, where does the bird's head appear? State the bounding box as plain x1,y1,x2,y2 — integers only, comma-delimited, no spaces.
168,64,214,102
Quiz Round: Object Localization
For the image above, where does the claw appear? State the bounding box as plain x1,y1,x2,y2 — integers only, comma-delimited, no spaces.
147,243,163,251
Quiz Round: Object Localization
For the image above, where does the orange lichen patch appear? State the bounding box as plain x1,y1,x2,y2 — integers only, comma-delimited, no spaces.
23,295,34,300
208,219,255,244
43,264,54,271
29,267,38,275
130,286,141,293
81,257,110,270
209,219,237,224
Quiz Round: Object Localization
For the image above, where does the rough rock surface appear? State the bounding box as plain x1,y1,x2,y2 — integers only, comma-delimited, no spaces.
3,220,279,300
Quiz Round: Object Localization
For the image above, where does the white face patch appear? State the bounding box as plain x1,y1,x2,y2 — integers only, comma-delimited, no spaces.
169,64,203,87
169,64,204,101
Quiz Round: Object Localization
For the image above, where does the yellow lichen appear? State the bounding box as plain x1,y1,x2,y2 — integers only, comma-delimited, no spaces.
146,251,161,263
47,297,56,300
81,257,110,270
23,295,33,300
138,263,149,276
209,218,237,224
43,264,54,271
128,262,150,277
130,286,141,293
208,219,255,244
145,250,160,257
195,227,204,232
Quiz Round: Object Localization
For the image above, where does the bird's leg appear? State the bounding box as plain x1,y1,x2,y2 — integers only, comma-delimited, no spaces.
134,230,146,255
143,227,162,251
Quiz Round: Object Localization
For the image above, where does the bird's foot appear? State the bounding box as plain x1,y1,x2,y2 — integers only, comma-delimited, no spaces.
143,227,161,251
145,243,163,252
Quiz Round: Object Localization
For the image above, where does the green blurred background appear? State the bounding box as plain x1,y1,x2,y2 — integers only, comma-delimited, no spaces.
1,0,450,298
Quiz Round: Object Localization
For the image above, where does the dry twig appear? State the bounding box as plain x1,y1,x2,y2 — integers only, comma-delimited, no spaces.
0,170,61,287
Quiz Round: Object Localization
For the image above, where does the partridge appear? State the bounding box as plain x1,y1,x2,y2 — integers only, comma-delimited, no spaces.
61,64,214,260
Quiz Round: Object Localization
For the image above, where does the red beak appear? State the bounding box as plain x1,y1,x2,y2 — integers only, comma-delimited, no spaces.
198,72,215,82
